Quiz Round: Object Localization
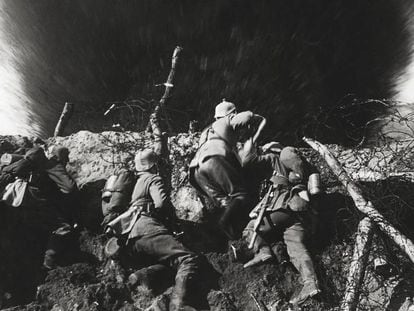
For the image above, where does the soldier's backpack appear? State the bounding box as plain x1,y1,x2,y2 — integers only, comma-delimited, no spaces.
261,147,320,214
101,169,136,226
0,153,24,190
0,147,49,207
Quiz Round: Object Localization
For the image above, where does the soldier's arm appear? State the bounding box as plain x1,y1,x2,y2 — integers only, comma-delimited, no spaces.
149,176,177,223
148,176,169,210
252,115,266,144
46,162,78,194
231,111,266,144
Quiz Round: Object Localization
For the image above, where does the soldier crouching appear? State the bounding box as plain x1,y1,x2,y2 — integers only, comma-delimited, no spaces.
189,100,266,240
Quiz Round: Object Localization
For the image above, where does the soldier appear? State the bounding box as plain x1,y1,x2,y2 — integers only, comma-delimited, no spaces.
43,146,80,269
243,145,321,306
2,146,80,269
106,149,200,311
189,100,266,239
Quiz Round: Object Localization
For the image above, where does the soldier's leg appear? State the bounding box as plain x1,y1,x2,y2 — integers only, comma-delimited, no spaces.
43,222,74,269
243,218,265,253
283,222,320,305
131,232,200,310
241,218,273,267
195,156,251,239
24,204,74,270
243,210,291,268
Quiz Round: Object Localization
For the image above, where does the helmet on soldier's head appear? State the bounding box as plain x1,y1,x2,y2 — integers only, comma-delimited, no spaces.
214,99,236,119
280,147,305,183
134,149,158,172
51,146,70,163
25,147,48,167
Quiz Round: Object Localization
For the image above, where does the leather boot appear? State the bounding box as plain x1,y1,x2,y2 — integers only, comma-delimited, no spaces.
219,196,250,240
289,280,321,305
169,275,197,311
243,246,273,268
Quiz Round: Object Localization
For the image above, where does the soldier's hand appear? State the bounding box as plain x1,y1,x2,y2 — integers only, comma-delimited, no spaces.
262,141,283,153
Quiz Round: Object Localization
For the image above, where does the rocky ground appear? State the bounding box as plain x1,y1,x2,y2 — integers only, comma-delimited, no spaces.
0,131,414,311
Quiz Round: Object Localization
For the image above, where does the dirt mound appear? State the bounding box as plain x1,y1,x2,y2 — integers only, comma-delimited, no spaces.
0,131,413,310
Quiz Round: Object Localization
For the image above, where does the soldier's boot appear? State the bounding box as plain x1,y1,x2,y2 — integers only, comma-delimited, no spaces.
169,275,197,311
219,196,250,240
284,224,320,305
128,264,172,291
218,209,239,240
43,226,72,270
243,245,273,268
289,280,321,305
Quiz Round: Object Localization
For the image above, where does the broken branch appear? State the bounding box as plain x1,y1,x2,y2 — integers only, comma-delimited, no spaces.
303,136,414,264
54,102,74,137
340,217,374,311
147,46,183,134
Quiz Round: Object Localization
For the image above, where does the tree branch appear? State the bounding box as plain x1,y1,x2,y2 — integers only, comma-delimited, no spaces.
340,217,374,311
303,136,414,264
54,102,74,137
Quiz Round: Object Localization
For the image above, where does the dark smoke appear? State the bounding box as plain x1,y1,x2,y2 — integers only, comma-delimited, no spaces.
3,0,413,144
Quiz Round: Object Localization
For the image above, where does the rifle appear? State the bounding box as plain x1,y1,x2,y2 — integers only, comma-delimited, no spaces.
248,185,274,249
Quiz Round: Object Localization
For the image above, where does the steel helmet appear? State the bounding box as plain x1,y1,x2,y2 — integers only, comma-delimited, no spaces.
51,146,70,163
214,99,236,119
134,149,158,171
24,147,48,166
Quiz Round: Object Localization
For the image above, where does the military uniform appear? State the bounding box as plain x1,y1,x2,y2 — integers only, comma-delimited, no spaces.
6,147,79,269
190,111,263,239
107,150,200,311
243,147,321,305
43,149,79,269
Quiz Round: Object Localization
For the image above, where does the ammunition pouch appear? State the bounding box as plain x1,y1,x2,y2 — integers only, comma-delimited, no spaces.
287,189,309,212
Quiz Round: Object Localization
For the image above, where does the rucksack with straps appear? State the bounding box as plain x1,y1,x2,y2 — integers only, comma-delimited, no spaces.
101,169,136,226
0,154,26,191
0,147,48,207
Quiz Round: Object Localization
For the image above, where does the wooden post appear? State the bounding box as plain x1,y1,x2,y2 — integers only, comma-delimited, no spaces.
148,46,183,157
147,46,183,135
54,102,74,137
303,137,414,264
147,46,183,193
340,217,374,311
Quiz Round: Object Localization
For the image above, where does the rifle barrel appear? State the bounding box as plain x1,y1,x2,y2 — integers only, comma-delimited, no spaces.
248,186,273,249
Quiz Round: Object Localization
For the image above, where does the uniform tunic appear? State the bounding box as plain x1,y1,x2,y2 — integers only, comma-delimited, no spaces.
189,111,262,239
126,171,199,288
244,148,319,286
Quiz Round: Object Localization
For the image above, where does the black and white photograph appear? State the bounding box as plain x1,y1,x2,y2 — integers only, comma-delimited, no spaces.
0,1,414,310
